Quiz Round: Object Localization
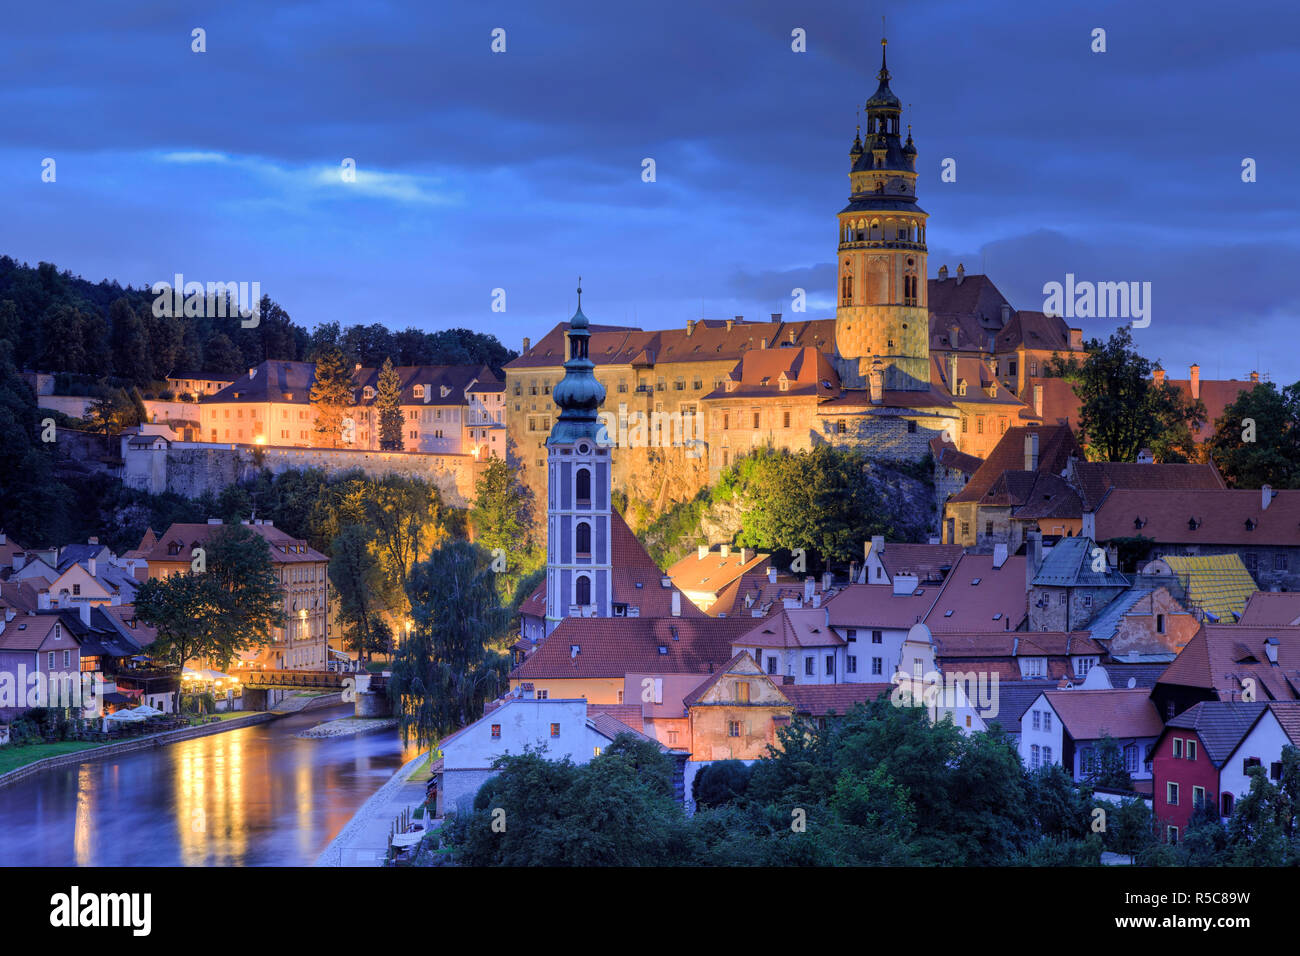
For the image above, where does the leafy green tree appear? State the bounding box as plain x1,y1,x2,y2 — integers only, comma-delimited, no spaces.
1048,327,1206,462
204,523,285,670
0,344,73,545
1105,797,1155,864
1206,380,1300,488
109,297,151,385
388,540,510,748
310,347,353,448
1084,734,1133,791
692,760,754,808
328,524,392,663
134,571,218,672
376,356,404,450
469,456,538,600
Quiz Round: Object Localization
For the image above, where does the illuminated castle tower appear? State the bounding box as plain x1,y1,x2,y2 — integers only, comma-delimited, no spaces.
834,37,930,391
544,281,613,637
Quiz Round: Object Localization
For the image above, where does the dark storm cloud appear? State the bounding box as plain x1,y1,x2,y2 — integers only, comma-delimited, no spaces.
0,0,1295,381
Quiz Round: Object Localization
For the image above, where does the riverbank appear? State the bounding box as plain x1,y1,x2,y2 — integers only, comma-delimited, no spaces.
314,748,430,867
0,712,273,790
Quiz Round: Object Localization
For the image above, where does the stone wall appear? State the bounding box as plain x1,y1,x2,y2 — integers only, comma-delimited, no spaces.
121,441,482,506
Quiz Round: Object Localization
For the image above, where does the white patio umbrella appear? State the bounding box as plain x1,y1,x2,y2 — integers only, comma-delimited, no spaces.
130,704,163,717
106,710,145,722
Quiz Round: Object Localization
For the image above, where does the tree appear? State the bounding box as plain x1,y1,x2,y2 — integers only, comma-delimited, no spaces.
376,356,404,450
1084,734,1133,792
109,297,151,385
134,571,219,672
693,760,754,808
328,524,392,663
1048,327,1205,462
387,540,510,748
0,344,73,545
1206,380,1300,488
310,347,353,448
469,456,537,600
1106,797,1156,864
204,523,285,670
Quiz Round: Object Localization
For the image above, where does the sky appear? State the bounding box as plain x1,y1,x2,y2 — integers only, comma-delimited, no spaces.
1,0,1297,383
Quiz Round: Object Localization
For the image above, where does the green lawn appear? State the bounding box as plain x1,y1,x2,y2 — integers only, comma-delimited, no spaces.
0,740,105,775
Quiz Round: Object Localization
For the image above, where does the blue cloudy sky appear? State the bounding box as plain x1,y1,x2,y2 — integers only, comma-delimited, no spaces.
1,0,1297,383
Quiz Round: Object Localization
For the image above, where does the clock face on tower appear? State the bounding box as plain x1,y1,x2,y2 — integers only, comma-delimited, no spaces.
577,442,590,455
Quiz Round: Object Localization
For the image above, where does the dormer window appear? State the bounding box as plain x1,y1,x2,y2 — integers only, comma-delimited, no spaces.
363,386,375,400
1245,518,1256,531
1188,517,1200,531
413,385,425,399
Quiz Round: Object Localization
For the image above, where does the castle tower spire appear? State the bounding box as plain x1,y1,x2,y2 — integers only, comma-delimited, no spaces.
833,35,930,392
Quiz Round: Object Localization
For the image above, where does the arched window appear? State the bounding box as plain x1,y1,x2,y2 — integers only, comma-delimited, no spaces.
575,521,591,556
575,574,591,606
575,467,591,505
1221,792,1234,817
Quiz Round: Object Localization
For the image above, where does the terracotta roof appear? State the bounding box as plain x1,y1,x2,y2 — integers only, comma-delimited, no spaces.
1043,688,1164,741
681,652,784,708
667,548,771,596
926,274,1010,328
1095,489,1300,547
995,310,1074,353
519,582,546,619
1156,624,1300,702
1238,591,1300,627
875,543,965,583
782,683,893,717
1068,461,1225,513
1028,376,1083,430
1160,701,1270,765
931,354,1028,409
1011,472,1083,520
510,616,755,681
0,579,39,613
1267,701,1300,746
934,631,1102,660
609,511,706,619
143,521,327,564
734,608,845,649
983,681,1058,734
825,584,936,629
1164,377,1258,443
0,534,27,567
0,613,64,651
100,605,159,649
817,385,957,412
349,364,496,407
950,424,1081,504
586,703,647,734
924,552,1028,632
703,347,839,402
204,360,316,404
707,571,823,619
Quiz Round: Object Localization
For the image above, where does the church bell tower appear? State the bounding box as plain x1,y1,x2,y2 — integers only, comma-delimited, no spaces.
834,37,930,392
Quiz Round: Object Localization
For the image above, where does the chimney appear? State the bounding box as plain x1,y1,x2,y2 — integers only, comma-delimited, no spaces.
4,607,13,623
1190,364,1201,400
1068,328,1083,351
993,543,1008,569
1153,367,1166,387
698,544,709,560
938,265,948,281
872,535,884,558
1026,531,1043,592
0,533,5,545
1033,384,1043,418
38,589,50,610
1250,370,1260,383
686,320,696,336
248,366,257,379
1262,485,1274,511
1000,304,1011,325
822,571,833,592
14,553,25,571
79,603,90,626
522,336,531,352
824,606,830,629
869,359,884,405
760,338,767,349
671,592,681,617
767,566,777,584
949,323,960,349
947,353,959,394
849,560,858,583
110,591,122,606
771,313,781,322
741,547,750,564
1025,432,1039,470
726,319,735,332
804,576,815,604
956,263,965,285
721,544,731,559
88,556,97,578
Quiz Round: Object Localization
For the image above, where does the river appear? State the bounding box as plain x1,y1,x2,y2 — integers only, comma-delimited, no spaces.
0,705,418,866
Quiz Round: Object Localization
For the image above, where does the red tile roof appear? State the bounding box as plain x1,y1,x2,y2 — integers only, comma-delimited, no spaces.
825,584,936,630
1238,591,1300,627
929,436,983,476
876,543,966,583
509,616,755,681
1156,624,1300,702
143,521,327,564
666,548,771,596
733,608,845,649
924,552,1028,632
1068,460,1225,512
783,683,893,717
927,273,1010,328
950,424,1081,504
1094,489,1300,546
1043,688,1164,740
995,311,1075,353
0,613,63,652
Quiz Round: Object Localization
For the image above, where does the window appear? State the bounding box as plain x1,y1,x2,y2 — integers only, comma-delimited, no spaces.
1124,743,1138,773
1031,744,1040,769
825,655,834,676
728,721,741,738
48,652,55,669
1032,710,1041,731
1167,826,1179,844
575,574,592,606
73,584,81,596
736,681,751,703
907,420,917,434
1043,746,1052,764
752,412,760,429
491,724,501,739
872,630,883,644
1271,762,1283,780
804,657,814,676
593,747,602,757
1193,786,1206,808
1043,711,1052,732
668,731,679,745
1156,613,1165,634
960,521,970,537
575,467,591,504
575,522,591,556
1186,739,1197,761
536,689,548,700
767,657,777,675
871,657,883,675
1167,782,1179,805
846,628,857,641
783,411,791,429
1173,738,1183,758
1222,793,1234,817
847,655,857,673
1277,553,1289,571
550,723,560,738
63,650,70,667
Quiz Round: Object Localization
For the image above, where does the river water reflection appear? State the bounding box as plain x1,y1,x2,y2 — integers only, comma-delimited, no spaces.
0,706,417,866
